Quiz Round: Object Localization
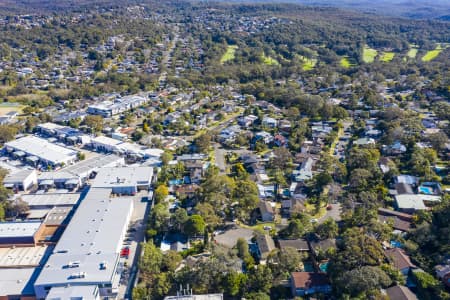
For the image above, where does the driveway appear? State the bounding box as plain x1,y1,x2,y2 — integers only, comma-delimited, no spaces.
318,203,342,224
214,227,254,248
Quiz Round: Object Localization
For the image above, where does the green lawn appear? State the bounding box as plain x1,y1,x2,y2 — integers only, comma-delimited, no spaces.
340,56,356,68
422,48,442,62
380,52,395,62
262,53,279,65
406,48,418,58
220,45,238,64
300,56,317,71
363,46,378,63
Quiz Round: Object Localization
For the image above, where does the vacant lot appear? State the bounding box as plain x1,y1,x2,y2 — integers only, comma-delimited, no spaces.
220,45,238,64
0,103,23,116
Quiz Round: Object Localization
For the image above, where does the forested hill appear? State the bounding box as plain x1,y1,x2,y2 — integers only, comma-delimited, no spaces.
3,0,450,20
218,0,450,19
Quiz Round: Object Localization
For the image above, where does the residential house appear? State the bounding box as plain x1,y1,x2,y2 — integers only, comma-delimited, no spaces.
395,194,441,213
308,237,336,259
253,131,273,145
385,285,418,300
383,141,407,155
292,157,314,182
237,115,258,128
354,137,376,146
278,239,309,253
290,272,332,297
378,208,413,233
395,175,419,187
435,263,450,288
385,248,416,276
262,116,278,128
274,134,288,147
258,201,274,222
255,234,276,264
281,198,306,217
174,184,199,199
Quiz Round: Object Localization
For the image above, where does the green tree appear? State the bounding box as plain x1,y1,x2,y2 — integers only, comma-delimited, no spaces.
83,115,104,133
194,133,212,153
184,214,206,237
316,218,338,239
0,125,19,145
268,247,304,281
334,266,392,297
154,184,169,203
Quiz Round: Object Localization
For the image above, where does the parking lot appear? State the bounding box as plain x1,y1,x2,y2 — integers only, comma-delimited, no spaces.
117,191,151,299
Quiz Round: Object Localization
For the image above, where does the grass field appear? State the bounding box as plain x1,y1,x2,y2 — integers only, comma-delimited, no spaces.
262,54,279,66
363,46,378,63
406,48,418,58
422,48,442,62
298,55,317,70
0,103,23,116
380,52,395,62
220,45,238,64
340,56,357,68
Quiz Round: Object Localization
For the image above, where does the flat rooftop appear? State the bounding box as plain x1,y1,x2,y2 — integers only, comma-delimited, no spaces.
5,136,77,164
0,267,41,296
61,154,123,176
0,221,42,238
4,169,35,183
46,285,99,300
34,188,134,287
20,193,81,207
0,245,48,267
91,166,153,188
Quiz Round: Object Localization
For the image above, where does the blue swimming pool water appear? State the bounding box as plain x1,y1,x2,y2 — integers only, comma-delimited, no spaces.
419,186,433,195
319,262,329,272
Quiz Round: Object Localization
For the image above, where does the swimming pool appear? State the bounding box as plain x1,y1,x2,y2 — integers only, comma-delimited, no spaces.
319,262,329,272
419,186,433,195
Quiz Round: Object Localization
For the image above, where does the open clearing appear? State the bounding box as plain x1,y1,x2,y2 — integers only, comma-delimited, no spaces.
363,46,378,63
380,52,395,62
220,45,238,64
262,53,279,65
298,55,317,70
340,56,357,68
407,48,418,58
422,48,442,62
0,103,23,116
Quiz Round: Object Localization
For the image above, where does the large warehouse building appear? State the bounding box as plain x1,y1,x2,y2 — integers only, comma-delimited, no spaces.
91,166,154,195
33,187,134,299
4,136,78,168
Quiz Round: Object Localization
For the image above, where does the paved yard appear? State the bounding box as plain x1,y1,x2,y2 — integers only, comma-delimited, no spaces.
318,203,342,224
214,227,254,248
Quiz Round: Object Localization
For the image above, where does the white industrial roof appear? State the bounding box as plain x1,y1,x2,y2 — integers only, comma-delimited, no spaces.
5,136,77,165
46,285,99,300
0,221,42,238
61,154,124,176
3,169,36,184
0,246,48,267
0,267,40,296
91,166,153,188
34,188,133,287
91,136,122,147
20,193,81,207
